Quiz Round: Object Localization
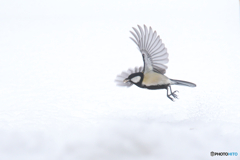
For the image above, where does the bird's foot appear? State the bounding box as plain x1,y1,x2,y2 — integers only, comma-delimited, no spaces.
171,90,179,99
167,90,179,101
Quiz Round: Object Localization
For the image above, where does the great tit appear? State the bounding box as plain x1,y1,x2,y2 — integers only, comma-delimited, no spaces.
115,25,196,101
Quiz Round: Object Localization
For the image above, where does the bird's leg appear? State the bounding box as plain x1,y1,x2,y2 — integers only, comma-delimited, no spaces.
169,85,179,99
167,86,174,101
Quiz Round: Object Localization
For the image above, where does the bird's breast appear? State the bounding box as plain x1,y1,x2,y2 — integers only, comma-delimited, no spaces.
142,71,170,86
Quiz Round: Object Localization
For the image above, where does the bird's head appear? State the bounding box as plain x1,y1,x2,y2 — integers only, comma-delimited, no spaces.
124,72,143,85
115,67,143,87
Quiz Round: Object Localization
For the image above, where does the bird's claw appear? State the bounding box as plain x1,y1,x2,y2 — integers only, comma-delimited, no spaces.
167,95,175,102
173,90,179,94
168,90,179,101
172,93,178,99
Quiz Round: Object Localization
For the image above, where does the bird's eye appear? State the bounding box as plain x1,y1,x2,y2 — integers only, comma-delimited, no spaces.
131,76,141,83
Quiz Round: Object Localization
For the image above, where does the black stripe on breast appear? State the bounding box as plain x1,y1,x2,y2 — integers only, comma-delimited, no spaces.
143,84,169,90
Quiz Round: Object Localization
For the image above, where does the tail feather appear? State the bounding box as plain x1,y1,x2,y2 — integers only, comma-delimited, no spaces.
170,79,196,87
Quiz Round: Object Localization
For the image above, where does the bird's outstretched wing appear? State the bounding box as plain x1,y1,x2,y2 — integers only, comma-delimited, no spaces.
130,25,169,74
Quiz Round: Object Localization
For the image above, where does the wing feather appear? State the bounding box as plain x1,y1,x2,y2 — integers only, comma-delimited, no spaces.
134,66,138,72
138,25,144,47
130,31,139,42
152,47,166,57
130,25,169,74
144,25,149,49
129,37,138,46
132,27,141,40
148,31,158,52
146,27,153,51
150,38,162,54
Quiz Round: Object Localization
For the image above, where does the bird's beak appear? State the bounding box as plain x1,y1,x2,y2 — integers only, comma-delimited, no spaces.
123,79,130,83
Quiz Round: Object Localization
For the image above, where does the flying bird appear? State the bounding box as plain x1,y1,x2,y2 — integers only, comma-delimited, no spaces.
115,25,196,101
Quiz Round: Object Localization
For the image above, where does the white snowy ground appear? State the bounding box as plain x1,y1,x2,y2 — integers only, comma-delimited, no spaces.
0,0,240,159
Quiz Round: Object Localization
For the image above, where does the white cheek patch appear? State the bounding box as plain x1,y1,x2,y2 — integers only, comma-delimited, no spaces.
131,76,141,83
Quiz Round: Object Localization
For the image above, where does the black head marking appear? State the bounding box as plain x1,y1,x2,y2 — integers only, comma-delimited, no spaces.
125,72,144,87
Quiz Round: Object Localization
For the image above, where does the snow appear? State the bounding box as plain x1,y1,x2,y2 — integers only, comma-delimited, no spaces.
0,0,240,159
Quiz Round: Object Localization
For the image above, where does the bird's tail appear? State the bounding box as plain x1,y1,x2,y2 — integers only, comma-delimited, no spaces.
170,79,196,87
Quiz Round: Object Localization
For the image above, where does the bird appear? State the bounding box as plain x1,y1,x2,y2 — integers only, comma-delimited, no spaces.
115,25,196,101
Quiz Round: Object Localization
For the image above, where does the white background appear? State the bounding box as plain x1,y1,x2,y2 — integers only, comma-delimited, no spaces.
0,0,240,159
